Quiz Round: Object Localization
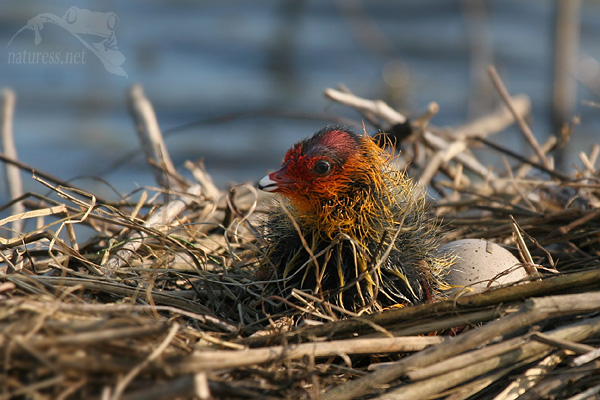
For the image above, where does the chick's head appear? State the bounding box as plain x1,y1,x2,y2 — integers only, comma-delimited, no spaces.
259,126,384,214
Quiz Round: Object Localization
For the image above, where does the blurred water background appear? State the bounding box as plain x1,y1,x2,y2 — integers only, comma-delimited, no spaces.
1,0,599,205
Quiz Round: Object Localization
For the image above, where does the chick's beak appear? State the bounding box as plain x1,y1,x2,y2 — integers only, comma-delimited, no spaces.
258,166,295,192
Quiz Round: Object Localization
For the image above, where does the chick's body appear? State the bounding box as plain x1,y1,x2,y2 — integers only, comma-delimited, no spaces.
258,126,449,314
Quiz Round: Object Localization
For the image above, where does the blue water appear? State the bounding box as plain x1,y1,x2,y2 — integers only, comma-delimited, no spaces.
1,0,599,205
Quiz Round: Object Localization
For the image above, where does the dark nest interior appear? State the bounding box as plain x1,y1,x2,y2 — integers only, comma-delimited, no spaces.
1,77,599,400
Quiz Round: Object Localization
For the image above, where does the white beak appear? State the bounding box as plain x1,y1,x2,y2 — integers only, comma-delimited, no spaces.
258,174,278,192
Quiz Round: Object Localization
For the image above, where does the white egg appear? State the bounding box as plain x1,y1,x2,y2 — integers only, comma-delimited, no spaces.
436,238,529,293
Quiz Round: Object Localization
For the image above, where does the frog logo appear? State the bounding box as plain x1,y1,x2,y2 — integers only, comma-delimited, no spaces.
8,6,127,77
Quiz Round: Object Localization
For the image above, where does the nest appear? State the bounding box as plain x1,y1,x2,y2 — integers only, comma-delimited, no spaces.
1,73,599,400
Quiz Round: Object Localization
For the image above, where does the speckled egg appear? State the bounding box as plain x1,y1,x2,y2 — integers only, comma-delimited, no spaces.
437,239,528,292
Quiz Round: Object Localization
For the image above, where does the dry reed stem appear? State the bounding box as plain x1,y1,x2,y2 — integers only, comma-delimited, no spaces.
323,292,600,400
443,367,513,400
375,316,600,400
491,352,564,400
0,205,67,246
451,94,531,139
488,65,551,169
511,219,540,276
102,184,203,273
1,88,23,238
571,347,600,367
419,139,467,186
128,84,181,188
552,0,581,133
8,274,214,315
515,359,600,400
2,298,237,333
324,88,407,124
111,322,180,400
405,334,526,382
324,87,500,181
172,336,444,374
423,129,498,180
530,331,597,354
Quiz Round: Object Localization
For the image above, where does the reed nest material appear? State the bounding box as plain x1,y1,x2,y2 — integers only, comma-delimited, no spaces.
1,76,599,399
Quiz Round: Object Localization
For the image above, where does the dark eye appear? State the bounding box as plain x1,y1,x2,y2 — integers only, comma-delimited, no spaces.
313,160,332,175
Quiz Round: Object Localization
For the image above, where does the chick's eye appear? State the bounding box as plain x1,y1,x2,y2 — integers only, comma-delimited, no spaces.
313,160,332,175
